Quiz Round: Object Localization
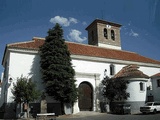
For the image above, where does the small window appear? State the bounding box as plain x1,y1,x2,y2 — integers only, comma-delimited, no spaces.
111,30,115,40
110,64,115,75
140,82,145,91
91,31,94,41
157,79,160,87
4,61,7,78
104,28,108,39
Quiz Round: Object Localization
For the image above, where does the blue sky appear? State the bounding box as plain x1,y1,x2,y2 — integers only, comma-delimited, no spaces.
0,0,160,75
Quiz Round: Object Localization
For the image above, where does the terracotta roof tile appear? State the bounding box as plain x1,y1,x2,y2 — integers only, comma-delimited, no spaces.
7,37,160,65
67,42,160,64
8,37,45,50
113,64,149,79
151,73,160,78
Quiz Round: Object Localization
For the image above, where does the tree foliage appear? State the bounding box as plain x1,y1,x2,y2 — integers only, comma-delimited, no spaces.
12,76,40,103
39,23,78,104
12,76,40,118
102,77,130,102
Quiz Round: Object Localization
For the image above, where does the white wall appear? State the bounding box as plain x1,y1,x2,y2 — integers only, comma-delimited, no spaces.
71,58,160,113
73,59,109,80
126,79,148,102
152,77,160,101
72,58,160,83
3,49,160,113
7,52,43,103
9,52,37,78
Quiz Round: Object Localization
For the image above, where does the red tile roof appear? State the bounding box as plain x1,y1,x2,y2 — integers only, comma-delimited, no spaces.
8,37,45,50
7,37,160,65
151,73,160,78
113,64,149,79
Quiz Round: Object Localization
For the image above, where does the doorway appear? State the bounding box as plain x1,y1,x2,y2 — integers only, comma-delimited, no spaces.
78,82,93,111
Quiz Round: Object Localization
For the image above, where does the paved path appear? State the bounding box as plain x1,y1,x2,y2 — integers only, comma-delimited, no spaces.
57,111,106,119
57,111,160,120
16,111,160,120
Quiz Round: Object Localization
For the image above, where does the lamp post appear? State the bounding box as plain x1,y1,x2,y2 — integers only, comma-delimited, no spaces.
8,77,13,86
9,77,13,83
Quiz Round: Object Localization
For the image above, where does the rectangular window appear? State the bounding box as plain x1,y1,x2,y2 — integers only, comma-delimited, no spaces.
140,82,145,91
111,30,115,40
110,64,115,75
157,79,160,87
4,61,7,78
104,28,108,39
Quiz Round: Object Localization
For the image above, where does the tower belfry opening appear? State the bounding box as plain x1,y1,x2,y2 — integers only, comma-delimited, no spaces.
86,19,122,50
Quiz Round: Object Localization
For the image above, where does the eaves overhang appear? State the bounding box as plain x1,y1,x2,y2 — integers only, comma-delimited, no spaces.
71,54,160,68
1,46,39,67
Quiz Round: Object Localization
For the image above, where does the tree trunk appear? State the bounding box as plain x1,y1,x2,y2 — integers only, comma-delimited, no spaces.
27,103,29,118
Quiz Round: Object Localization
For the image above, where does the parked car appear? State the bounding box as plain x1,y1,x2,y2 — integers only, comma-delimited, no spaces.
140,102,160,114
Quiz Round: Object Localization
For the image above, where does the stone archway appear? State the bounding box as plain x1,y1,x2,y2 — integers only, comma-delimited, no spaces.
78,82,93,111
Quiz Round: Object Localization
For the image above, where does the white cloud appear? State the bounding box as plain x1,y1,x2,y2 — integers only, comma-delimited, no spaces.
69,17,78,24
129,29,139,37
67,29,87,43
50,16,78,27
82,21,87,25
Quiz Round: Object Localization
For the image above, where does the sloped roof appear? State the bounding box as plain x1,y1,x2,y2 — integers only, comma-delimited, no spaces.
85,19,122,30
7,37,45,50
113,64,149,79
151,73,160,78
5,37,160,65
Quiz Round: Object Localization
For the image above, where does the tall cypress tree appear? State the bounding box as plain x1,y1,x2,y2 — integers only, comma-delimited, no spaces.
39,23,78,110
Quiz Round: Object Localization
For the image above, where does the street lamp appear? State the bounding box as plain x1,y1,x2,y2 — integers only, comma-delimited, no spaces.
9,78,13,83
8,77,13,86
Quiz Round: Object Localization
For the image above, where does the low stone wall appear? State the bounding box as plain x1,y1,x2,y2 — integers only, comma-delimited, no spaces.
1,102,62,119
30,102,62,117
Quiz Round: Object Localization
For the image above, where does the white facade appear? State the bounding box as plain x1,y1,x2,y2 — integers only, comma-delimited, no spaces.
1,47,160,114
126,78,148,102
150,76,160,101
71,55,160,113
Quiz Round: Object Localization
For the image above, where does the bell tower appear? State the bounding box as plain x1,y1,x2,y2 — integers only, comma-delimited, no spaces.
85,19,122,50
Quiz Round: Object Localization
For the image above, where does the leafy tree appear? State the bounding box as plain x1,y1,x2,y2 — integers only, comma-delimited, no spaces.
102,77,130,102
39,23,78,113
12,76,40,118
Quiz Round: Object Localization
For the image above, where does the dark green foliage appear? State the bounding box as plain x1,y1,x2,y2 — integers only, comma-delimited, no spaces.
39,23,78,104
12,76,40,103
102,77,130,102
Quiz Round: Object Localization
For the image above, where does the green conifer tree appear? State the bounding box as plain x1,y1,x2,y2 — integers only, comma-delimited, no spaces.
39,23,78,113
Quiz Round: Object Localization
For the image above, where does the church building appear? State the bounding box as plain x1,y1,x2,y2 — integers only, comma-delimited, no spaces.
1,19,160,118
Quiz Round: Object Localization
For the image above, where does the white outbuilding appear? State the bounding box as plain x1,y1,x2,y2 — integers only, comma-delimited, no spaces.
112,64,150,113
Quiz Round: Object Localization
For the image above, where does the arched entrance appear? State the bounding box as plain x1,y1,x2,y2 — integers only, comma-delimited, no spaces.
78,82,93,111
